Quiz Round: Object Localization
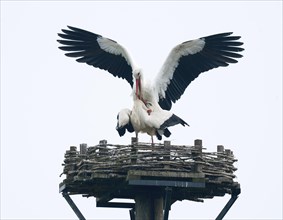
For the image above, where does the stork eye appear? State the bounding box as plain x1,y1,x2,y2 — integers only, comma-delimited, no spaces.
146,102,152,108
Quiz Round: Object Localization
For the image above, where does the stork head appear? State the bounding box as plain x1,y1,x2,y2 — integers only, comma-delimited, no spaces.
133,68,143,80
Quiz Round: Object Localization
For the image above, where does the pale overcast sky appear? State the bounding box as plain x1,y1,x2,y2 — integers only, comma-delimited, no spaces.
1,1,282,219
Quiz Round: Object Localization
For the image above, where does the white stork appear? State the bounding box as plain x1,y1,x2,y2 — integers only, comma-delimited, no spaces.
57,26,244,143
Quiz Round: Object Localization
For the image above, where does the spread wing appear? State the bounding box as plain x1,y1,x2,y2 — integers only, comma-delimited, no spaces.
154,32,244,110
57,26,136,87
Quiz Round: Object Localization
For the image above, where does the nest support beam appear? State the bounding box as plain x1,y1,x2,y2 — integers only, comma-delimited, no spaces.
163,187,173,220
61,184,240,220
62,191,86,220
216,188,241,220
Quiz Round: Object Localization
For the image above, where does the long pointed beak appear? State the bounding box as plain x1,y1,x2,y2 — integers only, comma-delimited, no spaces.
136,78,140,99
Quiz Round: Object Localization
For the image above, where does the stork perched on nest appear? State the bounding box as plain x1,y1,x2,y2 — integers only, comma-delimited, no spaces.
58,26,244,143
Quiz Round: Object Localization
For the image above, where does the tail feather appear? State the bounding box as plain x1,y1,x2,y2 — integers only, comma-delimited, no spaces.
117,126,126,137
164,128,171,137
156,128,171,140
159,114,189,130
116,109,134,137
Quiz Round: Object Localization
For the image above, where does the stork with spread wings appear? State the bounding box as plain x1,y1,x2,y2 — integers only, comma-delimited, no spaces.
58,26,244,143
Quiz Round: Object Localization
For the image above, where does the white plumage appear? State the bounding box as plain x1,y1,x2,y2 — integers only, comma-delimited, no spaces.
154,39,205,99
58,26,244,143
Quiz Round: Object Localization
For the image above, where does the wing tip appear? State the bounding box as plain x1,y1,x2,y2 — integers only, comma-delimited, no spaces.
67,25,78,31
204,32,244,42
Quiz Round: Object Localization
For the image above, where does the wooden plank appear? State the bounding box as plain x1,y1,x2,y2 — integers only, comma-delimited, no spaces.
127,170,205,180
91,173,125,179
128,179,205,188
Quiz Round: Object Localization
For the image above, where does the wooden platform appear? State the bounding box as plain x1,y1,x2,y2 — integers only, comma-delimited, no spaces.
59,138,240,220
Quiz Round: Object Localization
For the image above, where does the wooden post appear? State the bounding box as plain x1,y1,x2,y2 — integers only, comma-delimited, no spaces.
67,146,78,159
99,139,107,145
217,145,224,153
131,137,138,144
193,139,203,172
80,143,87,155
135,195,153,220
69,146,77,152
154,196,164,220
217,145,224,159
135,194,163,220
99,140,108,156
131,137,137,164
65,146,78,180
194,139,202,150
164,141,171,160
225,149,232,156
164,141,171,169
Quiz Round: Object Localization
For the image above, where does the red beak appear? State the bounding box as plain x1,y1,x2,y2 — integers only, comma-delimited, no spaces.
136,78,140,99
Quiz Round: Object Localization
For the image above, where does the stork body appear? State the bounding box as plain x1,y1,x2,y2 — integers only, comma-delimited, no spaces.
58,26,244,142
131,99,156,138
117,98,187,143
118,73,188,142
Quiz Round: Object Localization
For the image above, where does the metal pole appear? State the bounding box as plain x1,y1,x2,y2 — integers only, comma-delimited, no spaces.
215,195,239,220
135,194,153,220
62,192,86,220
129,208,135,220
163,187,172,220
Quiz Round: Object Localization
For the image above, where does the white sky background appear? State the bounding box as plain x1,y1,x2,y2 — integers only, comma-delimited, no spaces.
1,1,282,219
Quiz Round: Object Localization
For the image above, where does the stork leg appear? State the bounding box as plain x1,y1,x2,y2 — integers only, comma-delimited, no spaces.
135,132,139,143
151,136,154,146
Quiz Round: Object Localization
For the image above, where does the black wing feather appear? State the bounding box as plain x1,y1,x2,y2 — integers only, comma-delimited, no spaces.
158,32,244,110
57,26,134,87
